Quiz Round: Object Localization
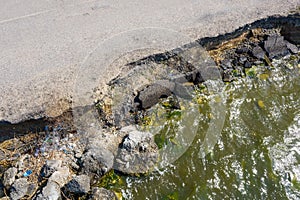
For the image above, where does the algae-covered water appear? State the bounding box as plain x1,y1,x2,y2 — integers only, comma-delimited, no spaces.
109,56,300,199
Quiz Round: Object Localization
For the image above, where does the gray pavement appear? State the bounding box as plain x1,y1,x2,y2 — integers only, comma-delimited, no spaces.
0,0,299,123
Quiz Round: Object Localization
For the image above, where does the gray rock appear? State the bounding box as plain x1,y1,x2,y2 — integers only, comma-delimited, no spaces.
34,166,70,200
82,147,114,177
114,127,158,174
41,160,63,178
223,69,234,82
65,175,90,194
286,41,299,54
2,167,17,189
239,56,247,63
264,35,289,58
236,46,249,54
48,166,70,187
122,130,152,152
136,82,173,109
27,183,38,198
220,59,233,70
90,187,117,200
10,178,29,200
35,181,61,200
244,60,252,68
199,66,221,81
252,45,265,59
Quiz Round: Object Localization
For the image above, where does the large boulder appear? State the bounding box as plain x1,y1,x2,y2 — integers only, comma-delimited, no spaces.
114,126,158,174
81,147,114,178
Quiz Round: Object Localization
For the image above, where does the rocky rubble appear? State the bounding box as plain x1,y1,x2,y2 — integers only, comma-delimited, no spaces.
211,28,299,83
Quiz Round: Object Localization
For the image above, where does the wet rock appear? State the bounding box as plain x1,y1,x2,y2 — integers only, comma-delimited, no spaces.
173,82,193,100
65,175,90,194
112,98,136,128
251,45,265,59
286,41,299,54
89,187,117,200
264,35,289,58
41,160,62,178
35,181,61,200
114,126,158,174
2,167,17,189
198,66,221,81
135,81,173,109
10,178,30,200
82,147,114,178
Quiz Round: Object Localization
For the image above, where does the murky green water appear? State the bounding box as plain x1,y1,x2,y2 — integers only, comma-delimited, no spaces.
112,56,300,199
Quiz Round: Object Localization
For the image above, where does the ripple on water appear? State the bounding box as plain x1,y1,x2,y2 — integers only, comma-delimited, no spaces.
269,114,300,200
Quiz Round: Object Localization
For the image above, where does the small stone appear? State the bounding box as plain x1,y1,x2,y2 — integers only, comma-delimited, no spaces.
35,181,61,200
244,60,252,68
75,152,82,159
222,69,234,82
220,59,233,70
10,178,29,200
65,175,90,194
252,45,265,59
286,41,299,54
3,167,17,189
41,160,62,178
48,166,70,187
90,187,117,200
239,56,247,63
264,35,289,58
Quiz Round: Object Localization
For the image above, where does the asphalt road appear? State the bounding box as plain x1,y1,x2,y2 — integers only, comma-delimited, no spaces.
0,0,298,123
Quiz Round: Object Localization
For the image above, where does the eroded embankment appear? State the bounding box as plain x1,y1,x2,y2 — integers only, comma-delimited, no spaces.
0,13,299,200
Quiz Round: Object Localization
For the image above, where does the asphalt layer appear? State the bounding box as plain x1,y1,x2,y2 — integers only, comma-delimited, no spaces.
0,0,299,123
